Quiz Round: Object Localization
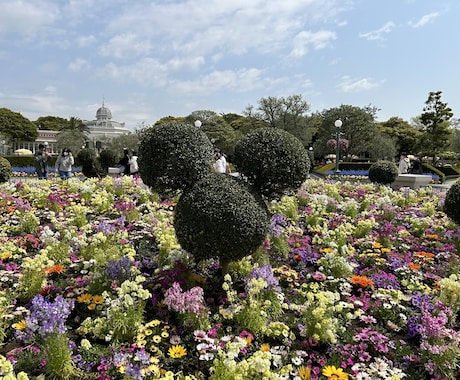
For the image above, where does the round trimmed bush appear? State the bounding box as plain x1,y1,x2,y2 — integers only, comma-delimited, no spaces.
0,157,12,182
138,122,214,196
233,128,310,198
368,161,398,185
174,173,269,267
444,181,460,225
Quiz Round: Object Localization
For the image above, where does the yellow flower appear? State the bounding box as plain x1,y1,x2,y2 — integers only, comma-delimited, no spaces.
298,365,311,380
0,252,11,260
13,320,27,330
144,328,153,336
168,345,187,358
260,343,271,352
153,335,162,343
161,331,169,338
77,293,93,304
92,295,104,304
322,365,348,380
87,303,96,310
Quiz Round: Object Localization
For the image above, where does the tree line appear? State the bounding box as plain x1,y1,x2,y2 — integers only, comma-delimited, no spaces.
1,91,458,164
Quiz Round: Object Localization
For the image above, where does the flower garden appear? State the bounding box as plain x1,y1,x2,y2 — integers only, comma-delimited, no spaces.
1,175,460,379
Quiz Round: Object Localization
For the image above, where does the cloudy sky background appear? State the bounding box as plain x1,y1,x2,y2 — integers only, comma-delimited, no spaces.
0,0,459,130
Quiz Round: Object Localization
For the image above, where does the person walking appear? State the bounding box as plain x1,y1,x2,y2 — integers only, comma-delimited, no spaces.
55,148,74,179
34,144,50,179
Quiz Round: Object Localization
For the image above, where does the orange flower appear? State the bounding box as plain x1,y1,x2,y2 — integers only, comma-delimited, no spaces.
408,263,421,270
425,234,439,240
415,251,435,259
44,264,65,274
298,365,312,380
350,275,374,288
372,242,382,249
92,295,104,304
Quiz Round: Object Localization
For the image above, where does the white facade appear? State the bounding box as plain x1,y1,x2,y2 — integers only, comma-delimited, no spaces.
83,101,131,140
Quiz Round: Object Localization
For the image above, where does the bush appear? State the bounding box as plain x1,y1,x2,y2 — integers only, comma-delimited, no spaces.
77,149,103,178
233,128,310,198
0,157,12,182
368,160,398,185
444,181,460,225
99,149,119,172
138,122,214,196
174,173,269,269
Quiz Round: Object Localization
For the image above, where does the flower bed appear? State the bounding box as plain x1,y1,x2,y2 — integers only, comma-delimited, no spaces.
0,177,459,379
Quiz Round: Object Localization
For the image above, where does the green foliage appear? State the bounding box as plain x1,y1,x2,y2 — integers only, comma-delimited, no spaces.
77,149,103,178
0,108,38,141
33,115,68,131
99,149,119,171
174,173,270,264
444,181,460,225
138,121,214,196
0,156,12,182
233,127,310,198
368,160,398,185
420,91,453,163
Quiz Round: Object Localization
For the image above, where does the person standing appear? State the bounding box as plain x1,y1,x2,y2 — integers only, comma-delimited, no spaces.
55,148,74,179
129,150,139,176
398,153,410,174
118,148,131,175
410,155,423,174
213,151,226,174
34,144,50,179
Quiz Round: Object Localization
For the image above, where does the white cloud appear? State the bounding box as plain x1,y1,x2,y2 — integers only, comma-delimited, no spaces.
359,22,396,41
68,58,91,72
290,30,336,57
100,33,152,59
337,76,384,93
409,12,439,28
0,1,59,38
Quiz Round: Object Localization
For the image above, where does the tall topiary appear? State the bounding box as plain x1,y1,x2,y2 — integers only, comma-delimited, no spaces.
444,181,460,225
368,160,398,185
232,128,310,198
174,173,269,274
77,149,103,178
138,122,214,196
0,157,12,183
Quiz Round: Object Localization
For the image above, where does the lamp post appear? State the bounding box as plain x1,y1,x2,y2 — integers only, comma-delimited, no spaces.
334,119,343,176
194,120,202,128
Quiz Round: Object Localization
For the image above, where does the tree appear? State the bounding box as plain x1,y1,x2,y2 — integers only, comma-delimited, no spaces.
55,130,87,156
0,108,38,142
33,116,68,130
64,116,90,135
313,105,377,160
378,117,422,156
419,91,453,164
244,94,311,145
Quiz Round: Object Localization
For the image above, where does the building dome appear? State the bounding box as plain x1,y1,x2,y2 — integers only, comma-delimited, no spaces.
96,102,112,120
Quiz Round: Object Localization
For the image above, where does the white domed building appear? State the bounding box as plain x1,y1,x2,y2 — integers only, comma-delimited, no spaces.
83,101,131,140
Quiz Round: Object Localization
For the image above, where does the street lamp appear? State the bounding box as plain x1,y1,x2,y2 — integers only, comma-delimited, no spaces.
334,119,343,176
194,120,202,128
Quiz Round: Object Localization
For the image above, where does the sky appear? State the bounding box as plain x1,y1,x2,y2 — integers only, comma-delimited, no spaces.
1,0,459,131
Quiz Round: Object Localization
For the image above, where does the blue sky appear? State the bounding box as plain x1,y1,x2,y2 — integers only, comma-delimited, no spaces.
0,0,459,131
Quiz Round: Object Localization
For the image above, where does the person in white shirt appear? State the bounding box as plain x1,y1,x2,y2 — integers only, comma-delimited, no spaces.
213,152,226,174
55,148,74,179
398,153,410,174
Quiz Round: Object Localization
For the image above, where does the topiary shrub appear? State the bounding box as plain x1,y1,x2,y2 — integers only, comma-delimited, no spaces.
368,160,398,185
232,128,310,198
77,149,103,178
444,181,460,225
99,149,119,173
0,157,12,182
138,122,214,196
174,173,270,273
